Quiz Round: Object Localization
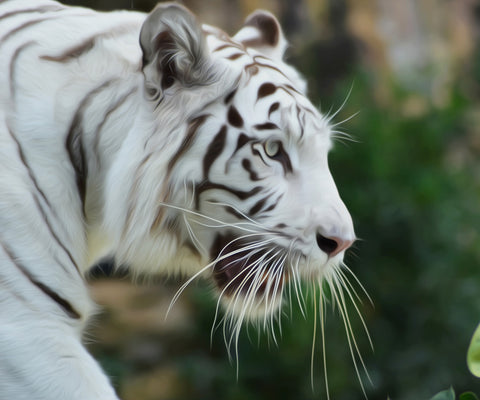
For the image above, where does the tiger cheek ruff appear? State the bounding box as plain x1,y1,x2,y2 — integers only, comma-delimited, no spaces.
0,1,358,399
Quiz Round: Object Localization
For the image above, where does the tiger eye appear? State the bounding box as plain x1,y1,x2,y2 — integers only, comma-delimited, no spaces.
264,140,281,158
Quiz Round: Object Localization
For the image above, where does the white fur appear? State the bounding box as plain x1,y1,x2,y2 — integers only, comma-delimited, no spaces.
0,1,355,399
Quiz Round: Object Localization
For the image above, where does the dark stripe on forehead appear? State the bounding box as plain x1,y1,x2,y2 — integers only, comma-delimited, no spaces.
268,102,280,117
168,115,209,172
227,52,244,61
224,89,237,104
212,42,244,53
257,83,277,100
203,125,227,178
228,106,243,128
235,133,251,152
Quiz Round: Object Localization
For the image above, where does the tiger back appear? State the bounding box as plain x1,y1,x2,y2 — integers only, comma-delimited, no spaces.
0,1,356,399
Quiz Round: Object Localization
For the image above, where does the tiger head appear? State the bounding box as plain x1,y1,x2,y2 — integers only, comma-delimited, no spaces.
110,4,355,323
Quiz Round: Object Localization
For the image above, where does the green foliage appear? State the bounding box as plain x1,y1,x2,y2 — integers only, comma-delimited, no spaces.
429,388,479,400
431,388,456,400
468,325,480,378
459,392,480,400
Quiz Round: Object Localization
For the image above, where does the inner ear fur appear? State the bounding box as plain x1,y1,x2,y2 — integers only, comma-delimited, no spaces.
233,10,287,61
140,3,215,100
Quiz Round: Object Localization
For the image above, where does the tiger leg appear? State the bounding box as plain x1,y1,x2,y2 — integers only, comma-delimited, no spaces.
0,291,119,400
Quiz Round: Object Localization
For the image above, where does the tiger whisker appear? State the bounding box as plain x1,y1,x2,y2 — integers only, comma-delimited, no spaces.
156,201,262,234
182,214,206,254
168,235,276,317
342,264,374,307
217,247,284,363
330,110,360,129
336,268,374,354
211,244,275,345
324,82,354,124
205,200,269,230
327,273,369,398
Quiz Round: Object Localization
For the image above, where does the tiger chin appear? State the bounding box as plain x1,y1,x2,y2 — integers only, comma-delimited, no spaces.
0,1,356,399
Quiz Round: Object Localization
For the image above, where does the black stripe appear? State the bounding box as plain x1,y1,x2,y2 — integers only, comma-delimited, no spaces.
6,125,52,209
212,42,244,52
93,87,137,164
213,43,233,52
296,105,305,138
268,102,280,117
0,242,81,319
257,83,277,100
203,125,227,178
41,37,95,63
272,142,293,174
242,158,261,181
254,122,279,130
167,115,209,173
227,52,244,61
40,24,139,63
9,41,35,100
224,89,237,104
0,18,51,43
7,126,81,275
223,205,245,220
227,106,244,128
234,133,252,154
0,5,63,21
264,202,277,213
249,196,269,216
195,181,262,209
66,80,116,212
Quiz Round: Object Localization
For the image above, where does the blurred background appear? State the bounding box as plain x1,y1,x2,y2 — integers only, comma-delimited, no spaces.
64,0,480,399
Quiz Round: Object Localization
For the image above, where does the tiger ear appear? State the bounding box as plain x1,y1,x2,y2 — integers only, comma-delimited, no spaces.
140,3,214,100
233,10,288,61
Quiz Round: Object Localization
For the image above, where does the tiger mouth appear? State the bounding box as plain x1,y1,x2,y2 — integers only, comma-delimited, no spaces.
210,233,287,299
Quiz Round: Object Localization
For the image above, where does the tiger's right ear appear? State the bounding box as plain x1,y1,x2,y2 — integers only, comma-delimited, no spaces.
140,3,214,101
233,10,288,61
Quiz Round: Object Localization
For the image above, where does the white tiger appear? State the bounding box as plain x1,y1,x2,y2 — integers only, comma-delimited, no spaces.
0,1,356,399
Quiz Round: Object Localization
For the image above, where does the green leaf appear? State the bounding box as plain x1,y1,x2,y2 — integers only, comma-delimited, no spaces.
459,392,479,400
468,324,480,377
430,387,455,400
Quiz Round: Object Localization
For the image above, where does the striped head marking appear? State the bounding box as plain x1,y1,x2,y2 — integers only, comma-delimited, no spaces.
137,4,355,322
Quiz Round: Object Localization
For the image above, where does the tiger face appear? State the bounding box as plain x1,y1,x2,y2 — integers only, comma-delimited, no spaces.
137,5,355,321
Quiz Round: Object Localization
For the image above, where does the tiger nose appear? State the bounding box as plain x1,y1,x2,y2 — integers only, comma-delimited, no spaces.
316,232,354,258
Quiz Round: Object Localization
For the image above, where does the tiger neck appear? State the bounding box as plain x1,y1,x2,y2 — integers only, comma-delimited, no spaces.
80,76,147,268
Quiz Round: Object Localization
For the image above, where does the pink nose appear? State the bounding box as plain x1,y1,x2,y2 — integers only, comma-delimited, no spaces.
316,233,354,258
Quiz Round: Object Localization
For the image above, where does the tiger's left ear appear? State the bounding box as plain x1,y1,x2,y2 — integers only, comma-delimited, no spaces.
233,10,288,61
140,3,214,100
